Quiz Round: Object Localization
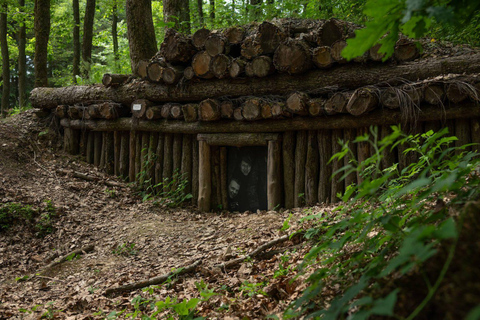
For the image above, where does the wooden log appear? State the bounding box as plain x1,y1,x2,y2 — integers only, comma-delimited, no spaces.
198,140,211,211
128,130,136,182
159,29,196,64
135,60,149,79
102,73,130,87
154,133,165,186
170,103,183,120
99,102,128,120
181,134,193,195
31,53,480,110
163,133,174,187
244,61,255,77
94,131,102,167
64,128,80,154
318,130,332,203
261,102,273,119
369,43,386,62
356,127,370,184
380,125,396,171
211,146,221,210
183,66,195,80
134,132,142,180
312,46,333,69
182,103,199,122
273,39,312,75
210,54,230,79
282,131,295,209
192,139,199,205
251,55,275,77
268,139,282,210
79,131,87,156
343,128,357,189
229,58,246,78
224,26,245,45
131,99,152,119
173,133,183,185
241,98,264,121
286,92,309,116
119,131,129,178
446,82,470,104
114,131,121,176
148,132,159,183
199,98,221,121
88,104,102,119
220,100,235,119
308,98,325,117
205,33,230,56
192,27,210,50
257,21,288,55
318,19,344,47
62,102,480,135
147,60,165,83
139,132,150,185
294,131,307,207
233,107,244,121
55,105,68,118
331,129,344,203
402,84,424,106
160,104,172,119
145,106,163,120
272,101,285,118
241,35,260,60
305,130,319,206
162,65,184,85
86,131,94,164
380,87,402,109
197,133,278,146
471,118,480,153
331,40,347,63
192,51,214,79
325,92,351,114
424,82,445,105
100,132,106,169
104,132,115,175
394,38,420,62
346,87,379,116
220,146,228,210
67,106,86,120
455,118,471,154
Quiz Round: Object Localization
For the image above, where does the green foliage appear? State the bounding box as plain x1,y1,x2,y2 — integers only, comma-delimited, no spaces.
112,242,138,256
0,199,57,236
343,0,480,60
239,280,268,297
286,126,480,319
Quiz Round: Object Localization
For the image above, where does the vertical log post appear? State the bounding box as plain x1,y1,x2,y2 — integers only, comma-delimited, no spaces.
134,132,143,181
128,130,137,182
455,118,471,154
155,133,165,187
198,140,211,212
343,128,357,190
356,127,370,184
331,129,344,203
104,132,115,175
282,131,295,209
114,131,121,176
173,134,183,176
471,118,480,153
119,131,129,179
181,134,193,195
64,128,80,155
305,131,319,206
318,130,332,203
192,138,199,205
220,146,228,210
212,146,221,210
148,133,159,184
294,131,307,207
380,125,396,171
139,132,150,186
100,132,106,170
268,139,282,210
94,131,102,167
86,131,94,164
163,133,174,190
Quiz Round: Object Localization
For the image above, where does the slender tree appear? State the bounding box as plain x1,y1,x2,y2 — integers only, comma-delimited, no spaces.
125,0,157,74
34,0,50,87
17,0,26,108
0,1,9,116
250,0,262,20
82,0,96,79
209,0,215,23
112,0,119,70
164,0,191,34
72,0,80,83
197,0,204,26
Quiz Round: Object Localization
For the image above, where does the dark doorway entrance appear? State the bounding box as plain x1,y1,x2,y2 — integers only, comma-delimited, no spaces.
227,146,268,212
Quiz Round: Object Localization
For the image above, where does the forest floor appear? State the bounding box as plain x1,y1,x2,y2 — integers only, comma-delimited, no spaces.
0,111,324,319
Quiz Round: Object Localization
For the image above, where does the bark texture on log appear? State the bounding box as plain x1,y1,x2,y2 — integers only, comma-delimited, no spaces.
286,92,309,116
159,29,196,64
273,39,312,75
346,87,379,116
267,140,282,210
282,131,295,209
198,140,211,211
305,130,319,206
199,98,221,121
294,131,307,207
155,133,165,186
318,130,332,203
119,131,129,178
103,74,130,87
131,99,152,119
192,28,210,50
331,129,344,203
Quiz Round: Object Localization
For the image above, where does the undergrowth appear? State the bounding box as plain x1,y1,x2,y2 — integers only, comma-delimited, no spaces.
285,126,480,319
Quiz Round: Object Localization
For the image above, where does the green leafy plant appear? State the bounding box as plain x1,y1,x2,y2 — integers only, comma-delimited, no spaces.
239,280,268,297
285,126,480,319
0,202,35,231
113,242,138,256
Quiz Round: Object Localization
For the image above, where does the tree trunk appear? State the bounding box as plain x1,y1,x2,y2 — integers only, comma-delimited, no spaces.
34,0,50,87
163,0,190,34
126,0,157,74
0,2,9,116
31,53,480,109
72,0,80,83
82,0,96,79
209,0,215,23
17,0,26,108
196,0,204,27
112,1,119,70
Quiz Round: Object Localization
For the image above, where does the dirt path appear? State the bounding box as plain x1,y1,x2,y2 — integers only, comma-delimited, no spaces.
0,111,321,319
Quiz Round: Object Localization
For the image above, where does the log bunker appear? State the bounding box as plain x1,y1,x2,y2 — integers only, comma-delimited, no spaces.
30,19,480,212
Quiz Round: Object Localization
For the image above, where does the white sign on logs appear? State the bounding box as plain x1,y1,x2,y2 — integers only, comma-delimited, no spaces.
132,104,142,111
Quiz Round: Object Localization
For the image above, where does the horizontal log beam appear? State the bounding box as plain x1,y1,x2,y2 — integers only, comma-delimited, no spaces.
60,103,480,134
31,53,480,110
198,133,280,146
